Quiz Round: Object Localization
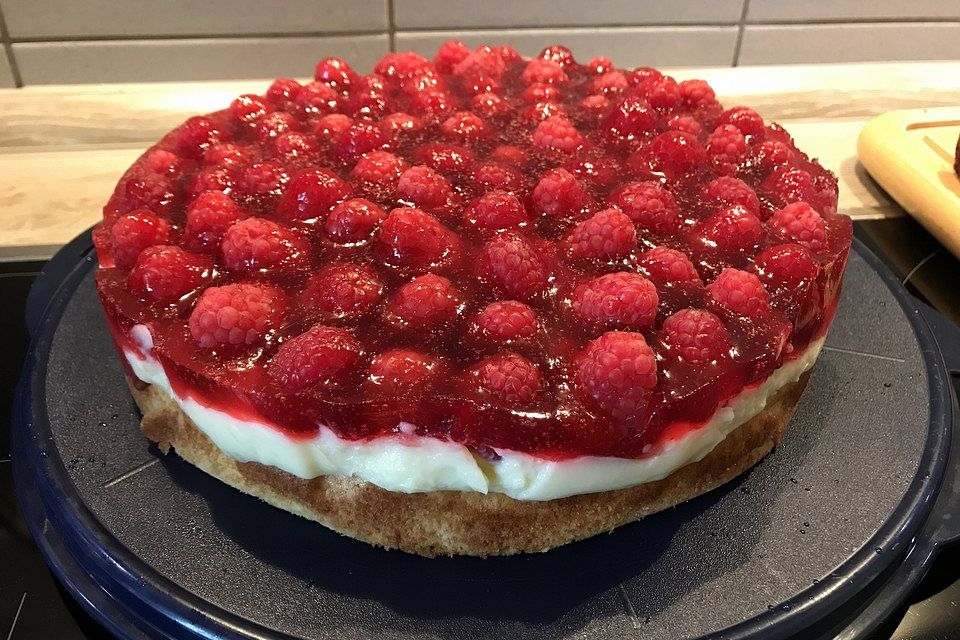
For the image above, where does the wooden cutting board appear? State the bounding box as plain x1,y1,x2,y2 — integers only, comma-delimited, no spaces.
858,106,960,259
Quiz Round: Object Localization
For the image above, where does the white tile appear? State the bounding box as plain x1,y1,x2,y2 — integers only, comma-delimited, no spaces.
396,27,738,68
748,0,960,22
739,23,960,65
394,0,743,29
13,36,389,85
3,0,387,38
0,49,14,87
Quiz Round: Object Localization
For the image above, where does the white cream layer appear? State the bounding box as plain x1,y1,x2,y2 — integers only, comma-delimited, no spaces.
124,324,823,501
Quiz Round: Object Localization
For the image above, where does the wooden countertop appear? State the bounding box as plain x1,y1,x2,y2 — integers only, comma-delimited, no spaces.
2,61,959,261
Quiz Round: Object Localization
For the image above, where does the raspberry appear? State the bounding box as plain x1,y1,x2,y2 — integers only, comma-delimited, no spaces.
474,301,540,342
239,161,288,198
565,208,637,260
255,111,299,144
488,145,528,168
120,173,178,216
128,245,212,304
702,177,760,217
189,283,284,348
666,114,702,136
348,88,390,121
276,168,351,221
586,56,615,75
477,232,549,300
294,81,338,116
540,44,576,66
434,40,471,74
265,78,301,105
470,92,510,119
628,67,662,86
274,132,317,159
301,262,383,319
314,114,353,141
751,140,795,175
706,125,748,173
368,349,446,394
679,79,715,109
701,206,764,254
412,143,476,175
637,247,702,285
110,211,171,269
636,74,681,109
183,192,246,251
604,95,657,140
769,202,828,252
374,51,433,83
314,57,358,90
325,198,387,243
175,116,225,159
380,112,425,140
202,143,251,168
754,243,819,288
441,111,488,143
220,217,310,276
472,163,523,192
185,167,234,201
521,59,567,85
350,150,408,195
576,331,657,420
717,106,765,139
408,88,457,119
335,121,386,164
707,268,770,318
268,325,362,390
469,353,542,405
531,168,592,218
532,115,584,154
375,207,459,273
453,46,507,81
578,95,612,124
230,94,269,124
590,71,628,97
387,274,463,328
607,181,682,234
144,149,183,177
520,83,560,105
661,308,732,366
396,165,452,210
643,131,707,176
464,191,529,231
520,101,565,123
572,272,659,330
765,167,817,206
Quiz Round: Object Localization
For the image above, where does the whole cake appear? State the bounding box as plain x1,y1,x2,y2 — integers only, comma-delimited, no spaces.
93,42,851,556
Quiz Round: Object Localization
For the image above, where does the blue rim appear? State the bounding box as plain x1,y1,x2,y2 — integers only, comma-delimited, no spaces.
10,236,956,640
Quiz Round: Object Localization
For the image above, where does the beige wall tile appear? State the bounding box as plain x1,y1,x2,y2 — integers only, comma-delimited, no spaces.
739,23,960,65
394,0,743,29
13,36,389,84
396,27,738,68
748,0,960,22
0,49,14,87
3,0,387,38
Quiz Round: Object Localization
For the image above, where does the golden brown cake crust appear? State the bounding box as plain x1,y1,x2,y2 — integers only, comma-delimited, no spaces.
129,370,810,557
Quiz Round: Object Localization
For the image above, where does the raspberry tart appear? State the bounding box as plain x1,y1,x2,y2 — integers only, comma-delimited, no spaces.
93,43,851,556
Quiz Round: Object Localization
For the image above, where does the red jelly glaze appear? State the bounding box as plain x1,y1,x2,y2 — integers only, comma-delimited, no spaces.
94,43,852,460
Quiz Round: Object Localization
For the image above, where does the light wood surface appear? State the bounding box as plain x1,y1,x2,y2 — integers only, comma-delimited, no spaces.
2,61,960,261
858,107,960,259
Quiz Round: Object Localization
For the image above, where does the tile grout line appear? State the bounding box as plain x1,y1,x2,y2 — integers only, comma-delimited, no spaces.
0,3,23,87
732,0,751,66
102,458,159,488
387,0,396,52
8,29,387,44
5,592,26,640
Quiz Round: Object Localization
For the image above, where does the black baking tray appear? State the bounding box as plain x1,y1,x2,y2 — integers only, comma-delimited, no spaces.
11,231,960,640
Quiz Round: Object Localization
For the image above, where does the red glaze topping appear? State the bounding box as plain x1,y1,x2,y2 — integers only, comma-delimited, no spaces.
94,43,851,459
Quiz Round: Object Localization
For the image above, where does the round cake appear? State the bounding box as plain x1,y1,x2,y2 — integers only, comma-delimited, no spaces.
93,42,852,556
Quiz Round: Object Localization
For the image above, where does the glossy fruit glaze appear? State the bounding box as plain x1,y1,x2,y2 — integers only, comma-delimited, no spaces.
93,43,852,460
